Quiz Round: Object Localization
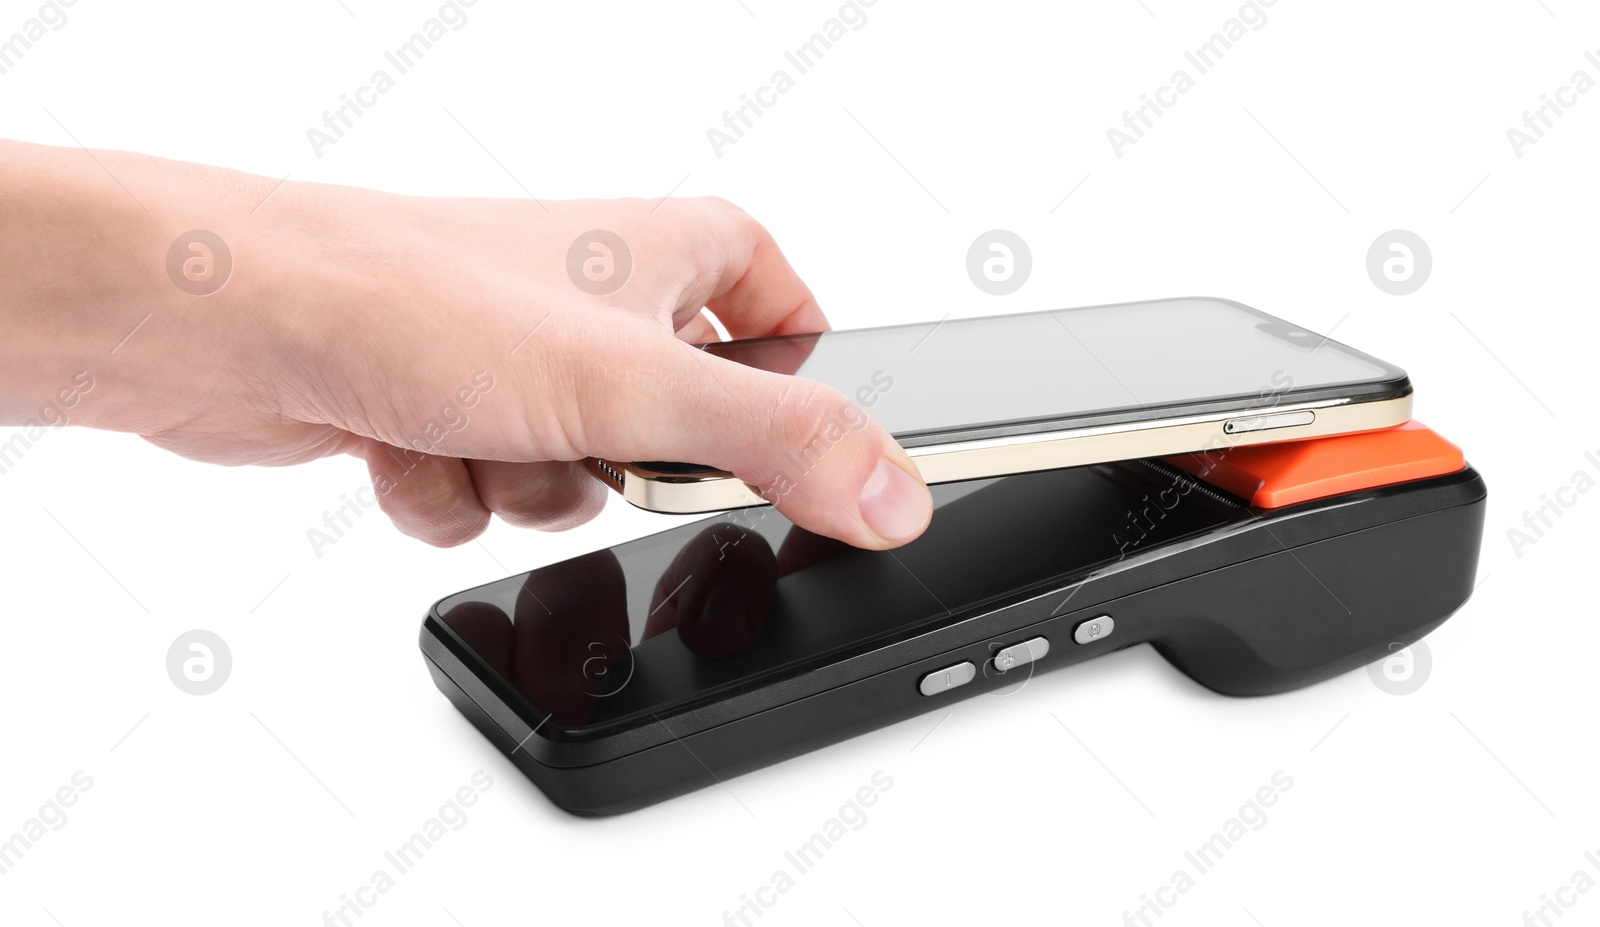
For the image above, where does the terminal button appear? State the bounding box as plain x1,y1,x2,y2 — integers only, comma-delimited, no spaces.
993,636,1049,673
1165,421,1466,509
919,661,976,696
1074,615,1115,645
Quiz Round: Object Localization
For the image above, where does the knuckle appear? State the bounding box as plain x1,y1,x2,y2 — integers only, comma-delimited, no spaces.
698,194,746,219
765,379,862,472
526,486,607,531
374,471,483,544
378,466,454,514
482,466,606,531
481,478,552,520
765,377,820,437
433,499,490,546
700,195,761,239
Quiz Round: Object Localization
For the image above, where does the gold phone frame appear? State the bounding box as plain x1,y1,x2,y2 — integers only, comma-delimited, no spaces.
583,392,1413,515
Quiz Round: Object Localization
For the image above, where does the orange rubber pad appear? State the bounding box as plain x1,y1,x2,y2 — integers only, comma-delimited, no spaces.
1163,421,1466,509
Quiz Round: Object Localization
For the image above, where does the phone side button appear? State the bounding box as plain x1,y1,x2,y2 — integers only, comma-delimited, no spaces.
1223,410,1316,434
919,661,977,696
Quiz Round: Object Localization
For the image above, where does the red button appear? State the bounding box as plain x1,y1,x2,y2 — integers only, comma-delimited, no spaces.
1162,421,1466,508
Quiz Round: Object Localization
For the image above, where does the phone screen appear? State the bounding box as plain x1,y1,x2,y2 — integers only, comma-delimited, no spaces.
699,298,1400,443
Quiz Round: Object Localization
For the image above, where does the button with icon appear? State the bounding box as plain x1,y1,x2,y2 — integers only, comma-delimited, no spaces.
1073,615,1115,645
992,636,1049,674
918,661,977,696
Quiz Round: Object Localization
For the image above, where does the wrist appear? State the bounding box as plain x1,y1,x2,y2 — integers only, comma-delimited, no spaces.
0,141,310,436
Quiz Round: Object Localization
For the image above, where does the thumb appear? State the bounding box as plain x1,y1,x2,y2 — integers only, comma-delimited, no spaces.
578,332,933,549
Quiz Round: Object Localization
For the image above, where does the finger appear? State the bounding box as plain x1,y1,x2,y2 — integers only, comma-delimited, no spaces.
465,458,607,531
360,439,491,547
682,198,829,339
674,309,721,345
575,331,932,550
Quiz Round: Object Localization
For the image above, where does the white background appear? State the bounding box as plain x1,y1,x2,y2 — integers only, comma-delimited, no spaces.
2,1,1597,925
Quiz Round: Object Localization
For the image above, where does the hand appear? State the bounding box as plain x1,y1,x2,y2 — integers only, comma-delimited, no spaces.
0,141,933,551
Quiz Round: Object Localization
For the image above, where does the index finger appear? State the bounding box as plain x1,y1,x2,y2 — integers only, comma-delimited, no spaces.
699,199,830,339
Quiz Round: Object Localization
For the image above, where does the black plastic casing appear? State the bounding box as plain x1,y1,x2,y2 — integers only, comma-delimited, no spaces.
421,462,1486,815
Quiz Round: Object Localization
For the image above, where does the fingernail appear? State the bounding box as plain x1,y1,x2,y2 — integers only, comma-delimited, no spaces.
858,457,930,543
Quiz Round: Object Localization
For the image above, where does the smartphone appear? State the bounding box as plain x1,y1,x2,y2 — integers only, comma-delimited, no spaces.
583,296,1412,514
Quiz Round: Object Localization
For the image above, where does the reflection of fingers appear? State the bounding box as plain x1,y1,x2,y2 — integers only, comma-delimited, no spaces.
513,550,630,725
675,310,721,345
465,459,607,531
644,523,777,658
439,601,513,678
776,527,851,577
361,440,490,546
